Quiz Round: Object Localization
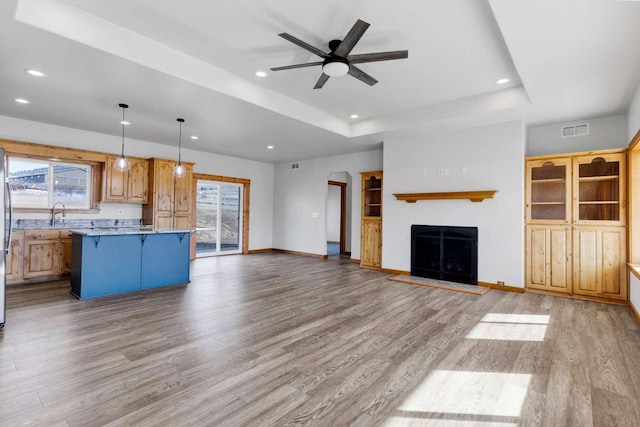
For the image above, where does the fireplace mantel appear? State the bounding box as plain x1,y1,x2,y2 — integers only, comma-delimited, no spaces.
393,190,497,203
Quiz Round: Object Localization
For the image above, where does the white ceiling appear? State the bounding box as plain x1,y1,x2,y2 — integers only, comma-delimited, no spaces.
1,0,639,163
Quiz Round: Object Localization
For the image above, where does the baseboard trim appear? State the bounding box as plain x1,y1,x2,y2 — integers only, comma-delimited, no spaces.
350,258,360,264
272,249,328,259
479,281,525,293
631,301,640,325
381,268,410,276
248,248,273,254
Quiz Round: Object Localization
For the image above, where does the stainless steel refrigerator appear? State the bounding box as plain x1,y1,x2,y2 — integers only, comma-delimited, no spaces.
1,148,12,329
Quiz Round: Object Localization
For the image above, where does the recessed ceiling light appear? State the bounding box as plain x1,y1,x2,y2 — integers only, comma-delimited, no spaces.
15,98,30,104
350,114,359,119
496,78,510,85
266,145,274,150
25,69,46,77
190,135,199,140
120,121,130,125
256,71,267,77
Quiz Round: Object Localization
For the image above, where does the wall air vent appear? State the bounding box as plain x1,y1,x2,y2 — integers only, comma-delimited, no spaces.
291,162,300,170
561,123,589,138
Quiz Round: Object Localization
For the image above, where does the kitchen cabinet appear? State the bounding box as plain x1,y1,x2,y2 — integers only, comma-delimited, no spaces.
9,229,73,284
6,230,23,283
23,230,60,279
525,149,627,302
360,171,382,269
59,230,73,274
143,158,193,230
102,155,149,204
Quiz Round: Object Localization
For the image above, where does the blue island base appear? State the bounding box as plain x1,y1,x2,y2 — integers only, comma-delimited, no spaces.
70,230,191,300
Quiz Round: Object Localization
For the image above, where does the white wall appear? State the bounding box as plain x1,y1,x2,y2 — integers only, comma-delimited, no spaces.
326,184,341,242
527,114,627,157
273,150,382,257
628,82,640,141
0,115,274,250
383,121,525,287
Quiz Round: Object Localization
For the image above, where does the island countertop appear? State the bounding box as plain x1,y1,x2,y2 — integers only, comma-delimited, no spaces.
70,228,192,236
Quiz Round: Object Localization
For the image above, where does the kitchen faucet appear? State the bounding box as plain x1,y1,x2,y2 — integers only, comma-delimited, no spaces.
51,202,66,226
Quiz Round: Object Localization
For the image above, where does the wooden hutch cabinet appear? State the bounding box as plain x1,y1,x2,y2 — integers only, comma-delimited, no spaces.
360,171,382,269
525,149,627,302
142,158,193,230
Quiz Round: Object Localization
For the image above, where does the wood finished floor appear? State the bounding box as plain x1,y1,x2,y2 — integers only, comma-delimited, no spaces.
1,253,640,426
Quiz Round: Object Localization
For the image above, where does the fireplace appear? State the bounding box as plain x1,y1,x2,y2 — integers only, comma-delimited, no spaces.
411,225,478,285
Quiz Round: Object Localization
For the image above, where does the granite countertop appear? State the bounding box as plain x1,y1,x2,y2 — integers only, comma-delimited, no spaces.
71,228,192,236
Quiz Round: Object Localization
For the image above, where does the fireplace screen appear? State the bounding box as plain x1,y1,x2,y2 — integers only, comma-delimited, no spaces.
411,225,478,285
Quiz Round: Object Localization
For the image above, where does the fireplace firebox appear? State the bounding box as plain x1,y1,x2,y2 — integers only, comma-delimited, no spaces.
411,225,478,285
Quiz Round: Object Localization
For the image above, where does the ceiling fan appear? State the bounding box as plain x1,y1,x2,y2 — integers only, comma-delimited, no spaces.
271,19,408,89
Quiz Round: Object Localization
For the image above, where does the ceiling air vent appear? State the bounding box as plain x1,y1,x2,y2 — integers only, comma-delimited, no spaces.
561,123,589,138
291,162,300,170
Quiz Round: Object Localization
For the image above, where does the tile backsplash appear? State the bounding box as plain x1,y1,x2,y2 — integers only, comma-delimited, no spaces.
9,218,144,229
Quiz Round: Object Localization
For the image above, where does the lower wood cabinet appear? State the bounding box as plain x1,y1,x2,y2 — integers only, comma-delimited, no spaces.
7,229,74,284
361,218,382,269
572,226,626,300
23,230,60,279
6,230,23,283
526,225,627,301
526,225,572,294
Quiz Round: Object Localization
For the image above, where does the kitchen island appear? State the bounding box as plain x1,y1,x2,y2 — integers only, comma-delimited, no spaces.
70,228,190,300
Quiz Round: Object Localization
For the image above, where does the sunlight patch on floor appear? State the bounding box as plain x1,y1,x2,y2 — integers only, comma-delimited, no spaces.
383,416,518,426
396,370,531,418
465,313,550,341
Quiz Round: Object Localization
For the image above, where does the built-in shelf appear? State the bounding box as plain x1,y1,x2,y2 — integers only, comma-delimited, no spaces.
393,190,498,203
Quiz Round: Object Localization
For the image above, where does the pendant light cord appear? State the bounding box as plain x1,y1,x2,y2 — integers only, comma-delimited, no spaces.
178,120,182,164
121,107,126,157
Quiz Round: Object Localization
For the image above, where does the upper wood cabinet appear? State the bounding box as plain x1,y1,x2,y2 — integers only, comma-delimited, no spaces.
572,152,626,225
142,158,193,230
103,155,149,204
360,171,382,269
526,157,571,223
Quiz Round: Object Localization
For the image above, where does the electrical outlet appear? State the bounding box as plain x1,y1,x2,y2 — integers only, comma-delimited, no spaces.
118,208,124,216
497,281,505,286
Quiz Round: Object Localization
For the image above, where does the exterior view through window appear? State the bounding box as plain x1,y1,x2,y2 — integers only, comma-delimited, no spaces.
195,179,242,256
8,157,91,209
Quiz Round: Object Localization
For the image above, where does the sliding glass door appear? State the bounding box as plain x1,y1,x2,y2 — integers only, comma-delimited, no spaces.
195,179,243,256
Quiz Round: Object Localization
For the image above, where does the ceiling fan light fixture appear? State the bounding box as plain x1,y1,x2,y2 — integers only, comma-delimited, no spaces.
322,59,349,77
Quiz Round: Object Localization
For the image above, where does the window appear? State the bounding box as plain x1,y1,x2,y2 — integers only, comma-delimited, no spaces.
8,157,92,209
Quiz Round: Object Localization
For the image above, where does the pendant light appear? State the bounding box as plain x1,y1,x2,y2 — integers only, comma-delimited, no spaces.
114,103,130,172
174,118,186,177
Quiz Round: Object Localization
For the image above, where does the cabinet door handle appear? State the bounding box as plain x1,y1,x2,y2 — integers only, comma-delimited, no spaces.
38,234,47,238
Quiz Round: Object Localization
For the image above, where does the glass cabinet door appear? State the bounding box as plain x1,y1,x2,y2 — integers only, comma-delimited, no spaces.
573,153,626,224
526,158,571,223
363,175,382,218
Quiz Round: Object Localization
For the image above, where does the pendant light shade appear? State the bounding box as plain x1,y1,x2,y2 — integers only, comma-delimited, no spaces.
174,118,186,177
114,103,130,172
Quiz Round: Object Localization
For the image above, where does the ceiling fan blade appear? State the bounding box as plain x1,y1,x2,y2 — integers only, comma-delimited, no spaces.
313,73,330,89
349,50,409,64
270,61,323,72
278,33,329,58
334,19,370,57
348,65,378,86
